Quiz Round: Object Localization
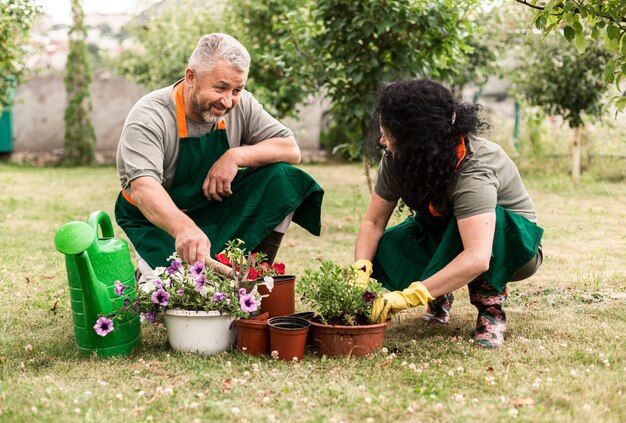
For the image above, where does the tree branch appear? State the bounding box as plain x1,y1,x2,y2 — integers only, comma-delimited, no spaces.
514,0,545,11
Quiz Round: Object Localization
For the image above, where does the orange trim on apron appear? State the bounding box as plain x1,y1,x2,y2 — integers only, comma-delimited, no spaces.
122,188,137,206
175,83,188,138
175,82,226,137
429,136,467,217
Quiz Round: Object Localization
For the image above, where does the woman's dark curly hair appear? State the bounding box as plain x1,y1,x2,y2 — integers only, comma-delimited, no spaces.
371,78,487,215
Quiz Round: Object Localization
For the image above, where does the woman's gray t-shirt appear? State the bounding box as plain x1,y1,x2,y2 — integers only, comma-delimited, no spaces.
374,137,537,222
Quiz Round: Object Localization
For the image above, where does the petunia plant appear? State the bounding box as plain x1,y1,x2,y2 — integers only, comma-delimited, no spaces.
93,240,278,337
296,259,384,326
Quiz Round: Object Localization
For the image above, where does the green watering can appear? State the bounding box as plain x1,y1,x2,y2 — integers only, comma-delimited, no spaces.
54,211,141,357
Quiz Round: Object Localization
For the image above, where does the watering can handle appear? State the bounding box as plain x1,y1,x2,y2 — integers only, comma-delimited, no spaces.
87,211,115,239
205,256,235,279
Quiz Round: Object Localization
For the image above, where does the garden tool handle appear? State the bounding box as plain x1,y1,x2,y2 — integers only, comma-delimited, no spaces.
205,256,235,279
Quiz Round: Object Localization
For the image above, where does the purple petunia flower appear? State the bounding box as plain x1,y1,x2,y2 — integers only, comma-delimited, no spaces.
114,280,127,296
94,316,114,337
123,298,131,309
190,261,205,278
213,292,226,302
141,310,158,323
151,288,170,306
239,293,259,313
362,291,376,303
194,274,207,292
176,288,185,296
238,288,247,295
132,301,139,313
167,260,182,275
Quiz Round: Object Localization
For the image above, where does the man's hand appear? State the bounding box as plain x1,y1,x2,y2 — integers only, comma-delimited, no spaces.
174,225,211,264
352,259,373,289
370,281,435,323
202,151,239,201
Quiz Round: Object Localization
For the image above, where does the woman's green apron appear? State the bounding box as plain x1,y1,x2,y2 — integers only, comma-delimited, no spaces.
115,82,324,268
372,206,543,293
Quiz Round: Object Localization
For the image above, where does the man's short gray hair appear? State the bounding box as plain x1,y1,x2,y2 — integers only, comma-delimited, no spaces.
188,33,251,78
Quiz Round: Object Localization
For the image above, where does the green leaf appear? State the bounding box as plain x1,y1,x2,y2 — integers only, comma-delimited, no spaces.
572,21,583,33
602,60,617,84
606,25,621,40
615,96,626,113
563,26,575,42
574,32,587,53
604,31,620,54
535,15,547,30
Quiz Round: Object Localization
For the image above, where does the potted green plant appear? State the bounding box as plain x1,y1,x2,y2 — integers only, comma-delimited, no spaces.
94,240,275,356
296,259,387,357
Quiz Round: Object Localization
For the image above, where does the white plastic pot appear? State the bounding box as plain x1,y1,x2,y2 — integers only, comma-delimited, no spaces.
164,310,236,355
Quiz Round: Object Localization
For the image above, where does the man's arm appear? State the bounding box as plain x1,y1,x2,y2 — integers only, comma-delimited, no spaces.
202,135,300,201
130,176,210,265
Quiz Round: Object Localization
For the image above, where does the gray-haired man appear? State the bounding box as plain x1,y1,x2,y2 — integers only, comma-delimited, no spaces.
115,33,324,280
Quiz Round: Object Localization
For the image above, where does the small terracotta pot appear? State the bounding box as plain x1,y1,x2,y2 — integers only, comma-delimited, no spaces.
288,311,316,345
258,275,296,317
235,317,269,356
268,316,310,361
309,320,388,357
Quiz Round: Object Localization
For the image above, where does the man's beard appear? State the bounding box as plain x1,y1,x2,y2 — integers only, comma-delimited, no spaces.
190,92,226,124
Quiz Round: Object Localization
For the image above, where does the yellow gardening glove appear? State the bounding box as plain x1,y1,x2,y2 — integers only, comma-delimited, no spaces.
371,281,435,323
352,259,373,289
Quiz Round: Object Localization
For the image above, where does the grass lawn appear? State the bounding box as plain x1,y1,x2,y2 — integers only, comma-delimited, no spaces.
0,162,624,422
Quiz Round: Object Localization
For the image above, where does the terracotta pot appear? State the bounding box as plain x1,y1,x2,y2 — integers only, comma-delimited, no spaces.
288,311,315,345
268,316,310,361
235,316,269,356
309,320,388,357
258,275,296,317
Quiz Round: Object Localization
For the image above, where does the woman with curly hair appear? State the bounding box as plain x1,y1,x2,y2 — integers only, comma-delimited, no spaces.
353,79,544,348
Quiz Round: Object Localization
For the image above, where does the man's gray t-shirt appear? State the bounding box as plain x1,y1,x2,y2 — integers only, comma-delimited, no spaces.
116,81,293,193
374,137,537,222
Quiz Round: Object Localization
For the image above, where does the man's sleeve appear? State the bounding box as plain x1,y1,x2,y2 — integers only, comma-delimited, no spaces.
117,120,165,192
238,91,293,145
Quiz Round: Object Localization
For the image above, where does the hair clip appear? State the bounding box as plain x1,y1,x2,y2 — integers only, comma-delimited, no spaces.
451,111,456,125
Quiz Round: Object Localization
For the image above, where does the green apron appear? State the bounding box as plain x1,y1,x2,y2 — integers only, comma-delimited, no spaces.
115,83,324,268
372,205,544,293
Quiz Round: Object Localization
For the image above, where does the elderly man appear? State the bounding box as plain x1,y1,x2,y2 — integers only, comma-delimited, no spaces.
115,33,323,280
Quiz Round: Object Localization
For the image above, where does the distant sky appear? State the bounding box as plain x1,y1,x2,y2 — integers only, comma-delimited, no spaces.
36,0,160,24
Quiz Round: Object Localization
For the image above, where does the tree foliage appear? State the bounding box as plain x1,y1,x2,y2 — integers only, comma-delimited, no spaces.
226,0,312,119
0,0,41,110
515,0,626,111
305,0,480,158
514,33,611,183
115,0,221,90
514,34,610,128
63,0,96,165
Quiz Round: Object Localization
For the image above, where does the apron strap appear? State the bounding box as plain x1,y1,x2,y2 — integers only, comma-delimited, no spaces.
175,83,188,139
175,82,226,138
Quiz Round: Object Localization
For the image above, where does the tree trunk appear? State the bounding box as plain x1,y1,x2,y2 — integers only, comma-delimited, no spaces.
363,156,373,194
571,125,583,185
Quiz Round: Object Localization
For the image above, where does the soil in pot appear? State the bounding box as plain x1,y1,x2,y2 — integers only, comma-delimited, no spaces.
258,275,296,317
268,316,309,361
235,312,269,355
309,319,388,357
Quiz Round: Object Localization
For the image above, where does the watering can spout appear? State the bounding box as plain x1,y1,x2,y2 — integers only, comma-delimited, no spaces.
54,221,113,316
